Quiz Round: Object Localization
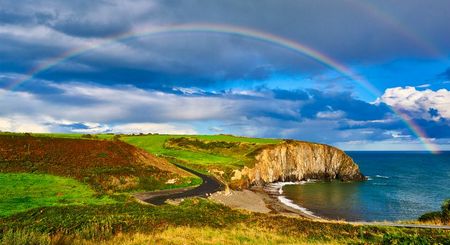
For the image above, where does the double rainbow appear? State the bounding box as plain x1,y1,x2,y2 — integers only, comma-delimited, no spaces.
4,23,441,153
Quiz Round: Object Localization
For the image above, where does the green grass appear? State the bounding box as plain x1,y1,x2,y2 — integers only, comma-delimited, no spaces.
123,135,235,168
122,134,280,168
0,173,115,217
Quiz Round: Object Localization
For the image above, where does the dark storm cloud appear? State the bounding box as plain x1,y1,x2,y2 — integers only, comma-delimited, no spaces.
0,0,139,36
1,0,449,87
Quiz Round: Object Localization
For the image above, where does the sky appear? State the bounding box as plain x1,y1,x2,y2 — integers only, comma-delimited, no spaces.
0,0,449,151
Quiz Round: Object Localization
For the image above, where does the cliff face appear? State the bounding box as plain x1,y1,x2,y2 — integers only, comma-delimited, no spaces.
236,141,365,186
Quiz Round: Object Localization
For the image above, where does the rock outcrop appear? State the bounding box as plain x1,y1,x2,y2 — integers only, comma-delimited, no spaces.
235,140,365,186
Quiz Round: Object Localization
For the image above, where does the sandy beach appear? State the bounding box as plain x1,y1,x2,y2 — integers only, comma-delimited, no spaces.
209,186,323,220
209,189,271,213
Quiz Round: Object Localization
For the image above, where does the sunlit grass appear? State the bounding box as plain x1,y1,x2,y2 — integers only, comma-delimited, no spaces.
0,173,115,217
1,199,448,244
65,225,343,245
122,134,280,168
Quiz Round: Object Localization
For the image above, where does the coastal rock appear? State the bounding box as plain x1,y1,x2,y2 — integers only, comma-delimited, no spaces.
238,141,365,186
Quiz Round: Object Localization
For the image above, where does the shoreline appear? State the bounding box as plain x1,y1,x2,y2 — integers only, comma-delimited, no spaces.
209,183,324,220
252,184,324,220
211,185,450,230
262,181,322,219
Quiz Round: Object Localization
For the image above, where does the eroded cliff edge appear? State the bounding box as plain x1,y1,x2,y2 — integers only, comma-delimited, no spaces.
232,140,365,187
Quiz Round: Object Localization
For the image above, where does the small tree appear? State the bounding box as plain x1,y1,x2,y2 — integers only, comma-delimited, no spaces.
81,134,92,139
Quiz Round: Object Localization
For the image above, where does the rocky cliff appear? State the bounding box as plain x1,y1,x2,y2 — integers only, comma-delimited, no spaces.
233,140,365,186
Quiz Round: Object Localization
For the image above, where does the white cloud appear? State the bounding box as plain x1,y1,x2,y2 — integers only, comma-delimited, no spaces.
378,86,450,121
44,83,301,122
0,116,50,133
1,81,449,150
0,82,298,134
416,84,430,88
383,130,411,138
316,110,345,119
0,115,197,135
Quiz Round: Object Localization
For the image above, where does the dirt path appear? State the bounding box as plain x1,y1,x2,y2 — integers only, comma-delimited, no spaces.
135,163,223,205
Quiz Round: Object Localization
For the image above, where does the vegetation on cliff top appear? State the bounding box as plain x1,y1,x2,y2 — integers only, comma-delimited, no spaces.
121,134,281,182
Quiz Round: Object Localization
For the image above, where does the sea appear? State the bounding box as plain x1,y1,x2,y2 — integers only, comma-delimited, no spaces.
279,151,450,222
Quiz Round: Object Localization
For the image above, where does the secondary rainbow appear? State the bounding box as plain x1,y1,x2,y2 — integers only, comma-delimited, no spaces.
4,23,441,153
345,0,441,57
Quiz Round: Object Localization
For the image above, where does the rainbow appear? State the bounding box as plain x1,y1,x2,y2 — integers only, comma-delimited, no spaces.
4,23,441,153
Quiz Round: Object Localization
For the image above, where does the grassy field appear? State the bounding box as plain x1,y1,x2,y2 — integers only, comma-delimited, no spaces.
0,173,114,217
1,199,448,244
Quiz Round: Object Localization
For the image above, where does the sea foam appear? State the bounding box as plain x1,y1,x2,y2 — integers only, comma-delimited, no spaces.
266,180,320,218
375,175,389,179
277,196,320,218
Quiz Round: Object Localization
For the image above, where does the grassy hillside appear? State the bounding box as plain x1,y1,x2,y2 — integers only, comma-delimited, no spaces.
0,134,198,194
0,173,114,217
121,134,280,179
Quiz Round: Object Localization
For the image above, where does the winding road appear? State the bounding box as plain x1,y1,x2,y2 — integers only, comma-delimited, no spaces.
136,163,223,205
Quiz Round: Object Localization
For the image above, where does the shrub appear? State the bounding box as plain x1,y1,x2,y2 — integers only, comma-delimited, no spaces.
418,211,441,223
418,199,450,225
382,233,430,245
441,199,450,223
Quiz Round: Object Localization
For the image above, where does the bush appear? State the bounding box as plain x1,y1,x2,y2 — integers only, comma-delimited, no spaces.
441,199,450,223
418,199,450,224
382,233,430,245
418,211,441,222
